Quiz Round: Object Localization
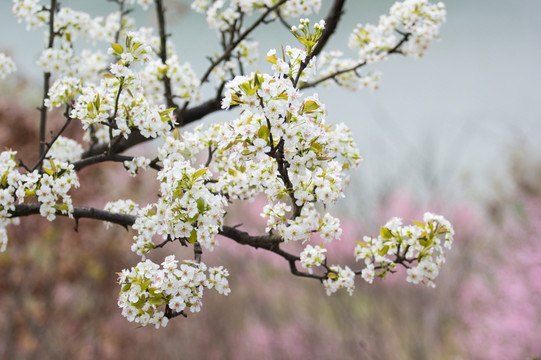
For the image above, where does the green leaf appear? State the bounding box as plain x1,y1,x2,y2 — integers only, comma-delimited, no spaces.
412,220,425,228
302,100,320,113
310,142,322,154
196,198,205,212
188,229,197,244
148,297,163,306
378,245,390,256
380,227,393,240
239,82,254,95
265,55,277,64
192,168,207,180
257,124,270,140
111,43,124,54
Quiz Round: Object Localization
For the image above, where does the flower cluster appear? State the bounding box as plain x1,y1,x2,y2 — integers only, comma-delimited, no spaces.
12,0,48,30
16,161,80,221
70,39,176,139
348,0,446,61
0,53,17,80
104,199,140,229
130,154,227,257
299,244,327,274
44,76,81,109
354,213,454,287
0,151,21,252
0,148,80,251
141,53,200,106
191,0,322,32
117,255,230,328
323,265,355,295
47,136,84,163
124,156,150,177
37,45,75,77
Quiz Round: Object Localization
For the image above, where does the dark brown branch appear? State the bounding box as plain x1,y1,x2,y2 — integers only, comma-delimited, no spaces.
219,226,325,280
80,98,222,162
302,31,412,89
72,153,135,171
38,0,58,168
198,0,288,85
310,0,346,59
219,226,282,246
155,0,176,110
32,104,73,172
10,203,137,228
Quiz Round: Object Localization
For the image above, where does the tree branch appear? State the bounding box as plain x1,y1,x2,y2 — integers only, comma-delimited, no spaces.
10,203,137,228
37,0,58,169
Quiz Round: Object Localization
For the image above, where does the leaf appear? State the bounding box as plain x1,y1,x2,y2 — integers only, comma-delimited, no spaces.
380,226,393,240
239,82,253,95
257,124,270,140
188,229,197,244
302,100,320,113
412,220,425,228
265,55,277,64
356,241,367,248
148,297,163,306
196,198,205,212
160,107,176,116
310,142,322,154
192,167,208,180
111,43,124,54
103,73,115,79
378,245,390,256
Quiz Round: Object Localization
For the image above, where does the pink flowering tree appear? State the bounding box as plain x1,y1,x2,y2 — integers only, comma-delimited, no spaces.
1,0,454,328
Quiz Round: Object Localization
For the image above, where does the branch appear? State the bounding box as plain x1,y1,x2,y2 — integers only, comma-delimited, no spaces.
219,226,325,280
311,0,346,59
32,104,73,172
38,0,58,168
154,0,176,110
80,98,222,161
10,203,137,228
198,0,288,86
302,31,412,89
72,153,135,171
219,226,282,246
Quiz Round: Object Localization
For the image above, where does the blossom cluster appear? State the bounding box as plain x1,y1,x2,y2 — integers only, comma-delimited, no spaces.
124,156,150,177
299,244,327,274
0,151,21,252
0,147,80,252
322,265,355,295
47,136,84,163
69,40,176,140
354,212,454,287
130,156,227,257
0,53,17,79
104,199,140,229
348,0,446,61
117,255,230,328
17,161,80,221
191,0,322,31
314,0,445,91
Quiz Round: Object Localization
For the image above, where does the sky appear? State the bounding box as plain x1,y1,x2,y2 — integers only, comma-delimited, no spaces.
1,0,540,213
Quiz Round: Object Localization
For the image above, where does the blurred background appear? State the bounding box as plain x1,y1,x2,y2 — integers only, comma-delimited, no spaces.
1,0,540,359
